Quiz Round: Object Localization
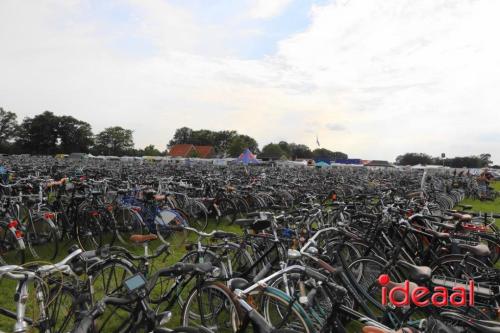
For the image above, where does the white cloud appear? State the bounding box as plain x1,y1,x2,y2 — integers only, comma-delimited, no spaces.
0,0,499,162
248,0,293,19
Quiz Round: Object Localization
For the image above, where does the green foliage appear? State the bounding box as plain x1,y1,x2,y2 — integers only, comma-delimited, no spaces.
57,115,94,153
396,152,493,168
396,153,434,165
227,135,258,157
288,143,313,159
261,143,287,159
0,108,18,146
17,111,94,154
169,127,258,157
92,126,134,156
312,148,347,160
142,144,162,156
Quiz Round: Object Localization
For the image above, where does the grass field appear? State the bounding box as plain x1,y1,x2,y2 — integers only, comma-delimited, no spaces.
458,181,500,218
0,219,241,332
0,183,499,332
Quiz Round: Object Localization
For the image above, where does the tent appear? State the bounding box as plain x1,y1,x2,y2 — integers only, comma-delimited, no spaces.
238,148,259,165
315,161,330,168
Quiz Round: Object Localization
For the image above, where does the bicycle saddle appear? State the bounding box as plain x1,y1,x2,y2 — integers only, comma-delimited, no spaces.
450,212,472,222
228,277,250,291
397,260,432,283
427,229,450,240
129,234,158,244
457,243,491,257
252,219,271,231
212,231,239,239
234,218,254,227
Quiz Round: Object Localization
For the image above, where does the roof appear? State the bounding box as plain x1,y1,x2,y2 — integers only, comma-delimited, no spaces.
364,160,393,167
169,144,196,157
169,144,215,158
195,145,214,158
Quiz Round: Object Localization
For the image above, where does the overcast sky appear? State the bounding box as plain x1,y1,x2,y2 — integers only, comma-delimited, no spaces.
1,0,499,162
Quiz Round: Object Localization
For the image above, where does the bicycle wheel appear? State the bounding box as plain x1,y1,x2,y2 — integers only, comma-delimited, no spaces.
114,206,146,245
223,242,256,279
186,200,209,231
216,198,239,226
430,254,488,280
154,208,188,244
346,256,404,315
47,285,82,333
176,250,228,308
88,257,137,303
76,214,103,251
0,224,25,265
181,282,242,333
25,215,59,261
269,275,333,330
257,287,315,333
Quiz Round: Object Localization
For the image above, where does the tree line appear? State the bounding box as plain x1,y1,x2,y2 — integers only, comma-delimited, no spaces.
0,108,348,159
169,127,348,159
396,152,495,168
0,108,161,156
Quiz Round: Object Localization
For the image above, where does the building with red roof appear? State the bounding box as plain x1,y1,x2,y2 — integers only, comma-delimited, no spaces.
168,144,215,158
195,146,215,158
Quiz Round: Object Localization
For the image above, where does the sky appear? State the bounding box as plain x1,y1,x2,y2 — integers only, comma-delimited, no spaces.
1,0,499,162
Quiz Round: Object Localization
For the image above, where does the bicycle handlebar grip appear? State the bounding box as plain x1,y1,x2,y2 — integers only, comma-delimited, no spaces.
166,225,184,232
304,267,327,282
213,231,238,239
80,250,96,260
247,212,261,218
327,282,348,298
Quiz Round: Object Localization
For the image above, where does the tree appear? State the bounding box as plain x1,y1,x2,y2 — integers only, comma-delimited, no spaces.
0,108,18,146
442,156,488,168
17,111,94,154
142,144,162,156
93,126,134,156
168,127,193,147
395,153,434,166
288,143,313,159
312,148,347,161
18,111,60,154
168,127,257,156
261,143,287,159
57,115,93,153
227,135,259,157
479,153,492,166
278,141,291,158
213,130,237,154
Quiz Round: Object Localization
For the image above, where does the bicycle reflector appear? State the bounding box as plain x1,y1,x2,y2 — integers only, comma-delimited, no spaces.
8,220,18,229
43,212,55,220
15,230,23,239
89,210,100,217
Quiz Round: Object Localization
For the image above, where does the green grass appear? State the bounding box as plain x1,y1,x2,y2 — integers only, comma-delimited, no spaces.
0,218,241,332
1,184,499,332
459,181,500,218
